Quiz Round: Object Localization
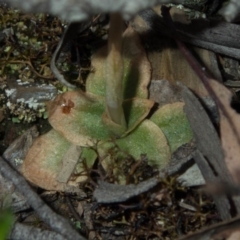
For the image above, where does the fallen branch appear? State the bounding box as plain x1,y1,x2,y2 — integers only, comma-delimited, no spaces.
0,156,86,240
9,222,66,240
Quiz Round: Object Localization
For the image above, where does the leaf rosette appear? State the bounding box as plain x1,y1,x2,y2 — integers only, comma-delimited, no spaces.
22,16,192,190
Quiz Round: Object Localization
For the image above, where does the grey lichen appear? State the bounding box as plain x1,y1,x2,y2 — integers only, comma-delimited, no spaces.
6,99,47,123
3,78,58,123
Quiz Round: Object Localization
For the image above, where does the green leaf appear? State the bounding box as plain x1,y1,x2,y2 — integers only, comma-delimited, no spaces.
21,129,72,191
85,45,107,97
122,27,151,100
48,91,155,145
102,97,154,137
22,129,97,190
101,111,127,136
97,119,171,173
122,98,154,135
48,90,114,146
74,147,97,182
0,209,14,240
150,102,193,153
116,119,171,167
86,26,151,100
80,148,97,166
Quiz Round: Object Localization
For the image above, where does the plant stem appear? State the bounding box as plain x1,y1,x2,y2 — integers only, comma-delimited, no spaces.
105,13,126,129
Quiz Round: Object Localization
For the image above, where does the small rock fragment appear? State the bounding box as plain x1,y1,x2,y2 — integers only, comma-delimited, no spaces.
177,163,205,187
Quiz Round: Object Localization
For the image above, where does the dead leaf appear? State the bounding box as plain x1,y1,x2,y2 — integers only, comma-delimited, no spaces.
76,201,85,217
86,25,151,100
182,85,234,220
150,43,220,96
21,129,82,192
209,80,240,182
132,8,223,97
150,102,193,153
225,230,240,240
